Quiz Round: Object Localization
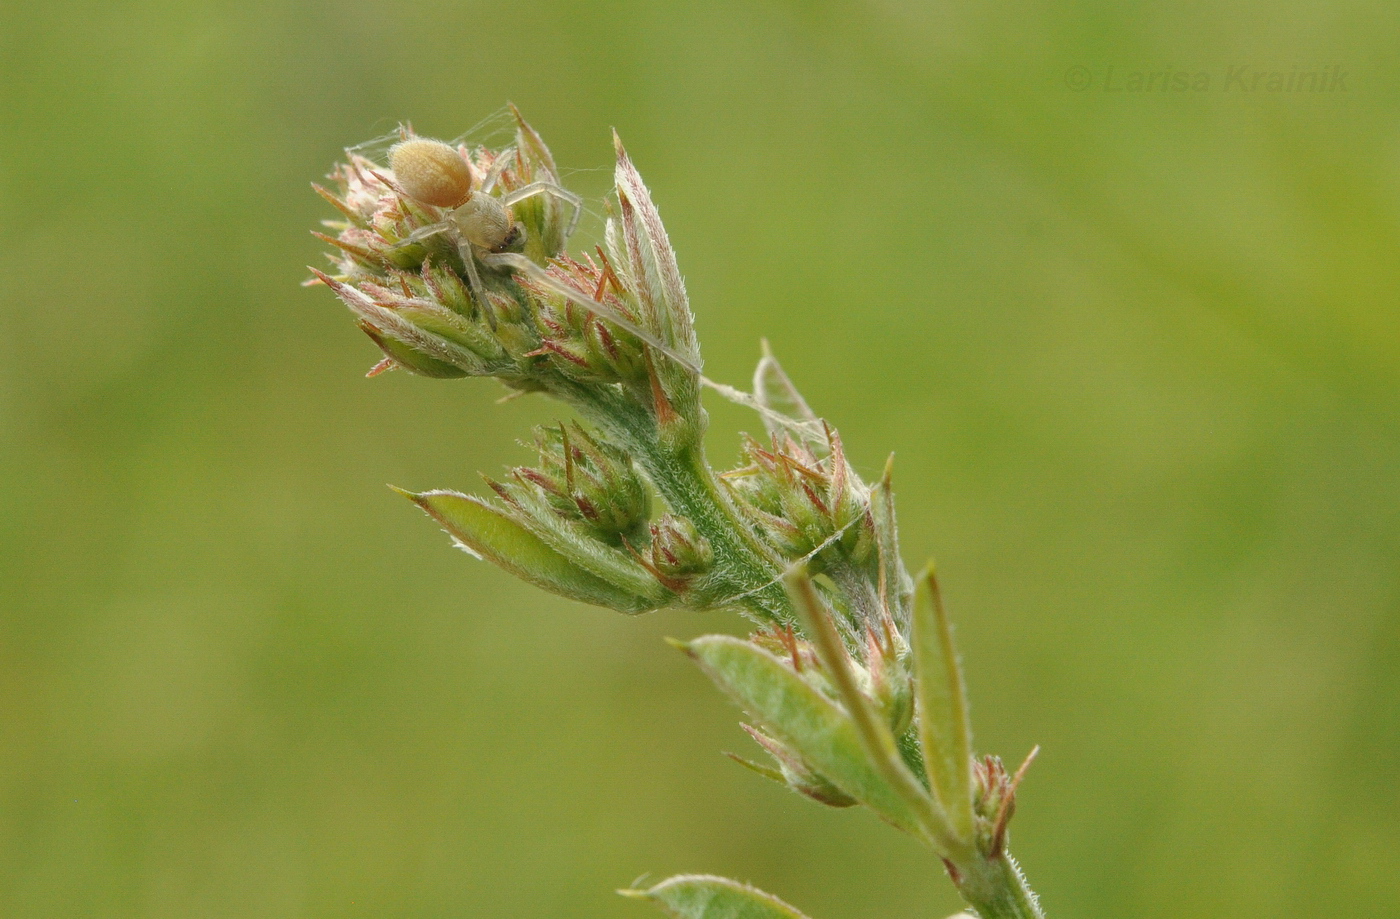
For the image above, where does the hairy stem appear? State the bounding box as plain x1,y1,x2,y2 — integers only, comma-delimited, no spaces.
952,852,1045,919
563,380,794,623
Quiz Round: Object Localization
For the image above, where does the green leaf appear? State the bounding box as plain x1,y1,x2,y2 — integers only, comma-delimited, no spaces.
390,298,505,364
621,875,813,919
912,563,976,841
677,634,923,834
492,480,670,602
358,322,471,378
752,340,820,444
612,133,701,368
869,454,914,628
314,269,486,377
400,489,657,614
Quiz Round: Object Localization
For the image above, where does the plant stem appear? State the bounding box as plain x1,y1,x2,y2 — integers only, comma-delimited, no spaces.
951,851,1045,919
565,381,794,624
646,441,794,623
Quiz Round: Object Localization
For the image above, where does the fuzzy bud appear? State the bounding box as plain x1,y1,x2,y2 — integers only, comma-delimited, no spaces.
646,513,713,585
524,255,651,386
513,424,651,546
726,427,874,572
311,110,577,383
868,634,915,736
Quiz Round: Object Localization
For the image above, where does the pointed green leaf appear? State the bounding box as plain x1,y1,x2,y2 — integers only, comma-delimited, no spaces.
358,323,471,378
402,489,657,614
509,102,560,177
314,269,486,376
912,564,976,841
389,297,506,365
613,134,700,367
753,340,820,444
621,875,813,919
494,480,670,602
870,454,914,628
678,634,922,834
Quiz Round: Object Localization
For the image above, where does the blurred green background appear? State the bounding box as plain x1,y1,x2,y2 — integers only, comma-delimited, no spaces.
3,1,1398,917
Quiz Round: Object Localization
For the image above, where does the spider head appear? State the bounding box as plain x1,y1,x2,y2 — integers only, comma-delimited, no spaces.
493,222,524,253
453,195,524,253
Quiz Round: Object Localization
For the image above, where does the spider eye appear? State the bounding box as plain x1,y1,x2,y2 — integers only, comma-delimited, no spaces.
388,138,473,209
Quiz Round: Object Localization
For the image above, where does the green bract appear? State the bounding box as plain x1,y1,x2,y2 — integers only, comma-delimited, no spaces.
621,876,814,919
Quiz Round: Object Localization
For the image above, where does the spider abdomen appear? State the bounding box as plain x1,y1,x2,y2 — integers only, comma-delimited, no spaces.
387,138,473,209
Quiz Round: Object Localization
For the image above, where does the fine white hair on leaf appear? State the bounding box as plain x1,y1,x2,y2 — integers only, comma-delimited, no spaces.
449,536,484,560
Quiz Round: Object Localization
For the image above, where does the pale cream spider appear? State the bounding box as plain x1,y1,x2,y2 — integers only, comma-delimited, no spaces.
388,136,583,316
386,134,703,376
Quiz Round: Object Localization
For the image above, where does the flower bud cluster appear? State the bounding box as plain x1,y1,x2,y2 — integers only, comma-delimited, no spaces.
642,513,713,589
311,109,703,431
520,254,650,387
416,418,715,614
736,618,918,808
972,751,1037,858
509,423,651,547
725,426,875,573
312,143,554,384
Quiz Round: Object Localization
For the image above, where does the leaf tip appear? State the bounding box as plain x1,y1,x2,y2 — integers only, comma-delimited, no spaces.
663,636,695,657
881,452,896,487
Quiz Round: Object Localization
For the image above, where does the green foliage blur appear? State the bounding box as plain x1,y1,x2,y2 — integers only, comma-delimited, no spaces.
2,1,1397,917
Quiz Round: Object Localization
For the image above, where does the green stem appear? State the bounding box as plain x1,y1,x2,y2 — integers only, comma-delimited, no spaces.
643,442,794,624
561,381,794,624
951,851,1045,919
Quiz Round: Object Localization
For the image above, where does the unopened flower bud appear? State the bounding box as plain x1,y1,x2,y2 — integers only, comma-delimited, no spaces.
514,424,650,546
525,256,651,386
869,637,915,736
647,513,713,583
726,428,874,572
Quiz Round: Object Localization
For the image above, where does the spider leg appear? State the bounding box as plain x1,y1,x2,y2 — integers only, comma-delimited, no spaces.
480,146,517,194
498,181,584,239
481,251,699,374
399,221,452,246
456,237,496,330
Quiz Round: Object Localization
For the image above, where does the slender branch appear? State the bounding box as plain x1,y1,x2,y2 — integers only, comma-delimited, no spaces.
784,567,964,856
